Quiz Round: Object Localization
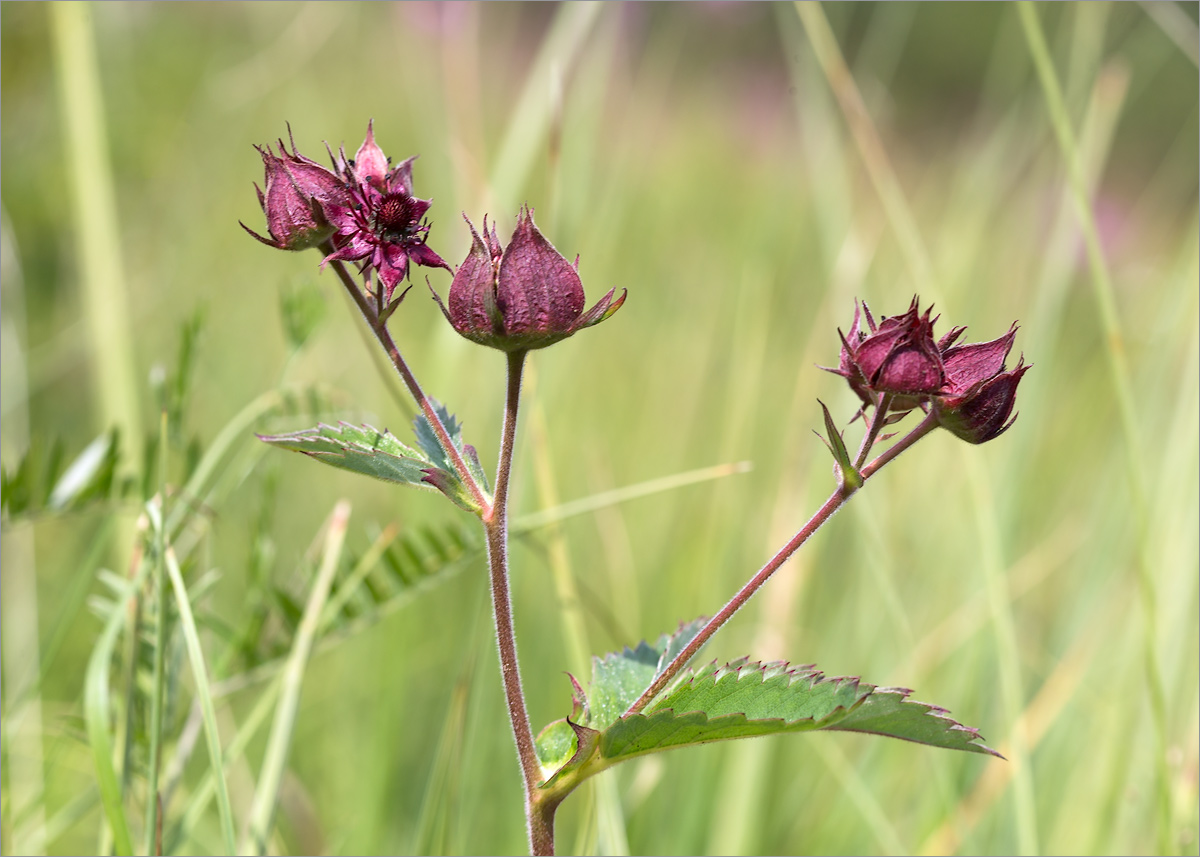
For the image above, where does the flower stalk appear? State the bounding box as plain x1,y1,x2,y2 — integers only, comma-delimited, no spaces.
481,350,556,855
624,401,937,718
318,242,489,512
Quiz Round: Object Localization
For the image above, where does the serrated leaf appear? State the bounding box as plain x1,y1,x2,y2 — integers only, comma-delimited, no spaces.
598,661,999,763
414,400,490,490
412,400,462,474
601,661,868,761
257,422,435,488
826,686,1001,757
587,617,709,732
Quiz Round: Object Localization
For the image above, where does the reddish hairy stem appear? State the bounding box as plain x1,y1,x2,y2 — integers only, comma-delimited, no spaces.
624,408,940,717
483,351,551,855
320,246,489,511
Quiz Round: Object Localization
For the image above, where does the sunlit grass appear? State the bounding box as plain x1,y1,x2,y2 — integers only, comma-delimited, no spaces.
2,2,1197,855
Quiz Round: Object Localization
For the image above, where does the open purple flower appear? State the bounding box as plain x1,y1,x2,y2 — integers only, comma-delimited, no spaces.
244,122,449,303
320,122,450,301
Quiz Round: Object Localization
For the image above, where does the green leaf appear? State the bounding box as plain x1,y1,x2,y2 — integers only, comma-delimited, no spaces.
816,399,862,490
534,640,999,797
413,401,491,491
601,661,868,761
535,719,579,776
600,660,1000,763
587,617,709,732
413,400,463,474
257,422,435,488
826,686,1002,757
48,429,121,510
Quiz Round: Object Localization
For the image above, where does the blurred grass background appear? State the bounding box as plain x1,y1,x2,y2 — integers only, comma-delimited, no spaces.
1,2,1197,855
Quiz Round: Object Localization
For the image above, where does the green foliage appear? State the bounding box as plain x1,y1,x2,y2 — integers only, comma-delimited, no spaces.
586,618,708,731
1,430,124,519
278,279,327,351
536,630,997,795
259,402,490,513
258,422,437,488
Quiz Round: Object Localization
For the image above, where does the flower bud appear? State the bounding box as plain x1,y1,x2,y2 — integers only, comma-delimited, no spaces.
934,325,1030,443
240,136,348,252
826,298,1031,444
434,207,625,352
829,298,945,411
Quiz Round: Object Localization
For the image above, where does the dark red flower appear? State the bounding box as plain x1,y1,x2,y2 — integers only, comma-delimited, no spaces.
320,122,450,301
244,123,449,302
433,207,625,352
934,325,1029,443
829,297,946,412
827,298,1031,443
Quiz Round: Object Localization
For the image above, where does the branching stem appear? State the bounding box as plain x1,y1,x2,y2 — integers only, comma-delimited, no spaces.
625,407,939,716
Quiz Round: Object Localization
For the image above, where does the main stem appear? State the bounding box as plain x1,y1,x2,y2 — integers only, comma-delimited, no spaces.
482,350,552,855
321,248,488,511
625,407,939,716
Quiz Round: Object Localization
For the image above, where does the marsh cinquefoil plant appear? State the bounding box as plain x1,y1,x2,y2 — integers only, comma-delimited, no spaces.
247,123,1029,856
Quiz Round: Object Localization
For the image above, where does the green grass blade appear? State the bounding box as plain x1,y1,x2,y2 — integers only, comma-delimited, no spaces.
169,675,283,854
512,460,751,534
50,1,141,453
487,1,603,207
83,573,140,856
160,522,237,855
240,500,351,855
144,413,170,856
794,1,938,300
1016,5,1173,849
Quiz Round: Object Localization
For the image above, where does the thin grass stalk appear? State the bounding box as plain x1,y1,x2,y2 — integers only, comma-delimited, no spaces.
157,526,237,855
240,500,351,855
487,2,604,208
49,1,142,452
83,568,141,857
143,412,170,855
966,451,1039,855
794,1,939,301
1016,5,1173,849
171,675,283,853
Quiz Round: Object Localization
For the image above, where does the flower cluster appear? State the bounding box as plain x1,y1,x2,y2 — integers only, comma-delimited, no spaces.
242,123,449,301
245,124,624,352
831,298,1030,443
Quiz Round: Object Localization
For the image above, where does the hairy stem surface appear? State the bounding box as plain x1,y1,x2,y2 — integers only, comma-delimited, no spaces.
483,351,552,854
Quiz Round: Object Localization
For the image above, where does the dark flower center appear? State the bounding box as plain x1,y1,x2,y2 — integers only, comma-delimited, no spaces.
374,192,421,242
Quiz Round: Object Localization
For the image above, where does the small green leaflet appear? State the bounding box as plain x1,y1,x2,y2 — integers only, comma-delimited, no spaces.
587,617,708,731
258,402,491,513
258,422,435,487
